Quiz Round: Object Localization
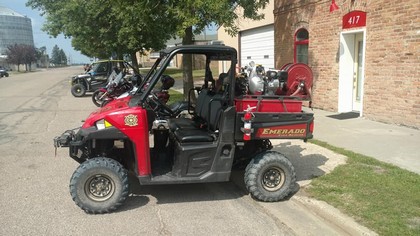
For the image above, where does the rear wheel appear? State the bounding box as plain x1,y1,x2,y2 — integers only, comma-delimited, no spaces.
92,90,106,107
101,99,111,107
69,157,129,214
244,151,296,202
71,84,86,97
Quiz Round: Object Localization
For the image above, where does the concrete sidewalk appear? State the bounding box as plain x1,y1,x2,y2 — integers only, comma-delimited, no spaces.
312,109,420,174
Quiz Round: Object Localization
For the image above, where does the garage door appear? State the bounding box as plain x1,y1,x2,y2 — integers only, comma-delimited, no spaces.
240,24,274,70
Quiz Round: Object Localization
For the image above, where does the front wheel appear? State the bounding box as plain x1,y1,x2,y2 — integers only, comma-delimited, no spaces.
244,151,296,202
69,157,129,214
92,90,107,107
71,84,86,97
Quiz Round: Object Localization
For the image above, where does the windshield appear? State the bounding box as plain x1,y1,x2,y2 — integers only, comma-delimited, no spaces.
135,57,165,94
89,62,108,74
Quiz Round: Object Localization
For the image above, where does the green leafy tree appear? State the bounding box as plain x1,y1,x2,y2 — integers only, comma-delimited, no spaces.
27,0,269,95
50,45,61,66
59,49,68,66
27,0,178,71
168,0,269,100
50,45,67,66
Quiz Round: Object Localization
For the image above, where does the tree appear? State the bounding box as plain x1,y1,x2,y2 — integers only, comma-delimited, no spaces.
6,44,37,72
167,0,269,100
27,0,179,70
51,45,60,65
37,46,49,68
27,0,269,96
50,45,67,66
22,45,37,71
59,49,68,66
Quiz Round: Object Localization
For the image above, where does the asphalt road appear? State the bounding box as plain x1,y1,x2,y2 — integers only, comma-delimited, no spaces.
0,67,375,235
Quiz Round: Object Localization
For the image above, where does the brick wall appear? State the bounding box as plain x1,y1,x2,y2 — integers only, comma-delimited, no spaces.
363,0,419,127
274,0,420,128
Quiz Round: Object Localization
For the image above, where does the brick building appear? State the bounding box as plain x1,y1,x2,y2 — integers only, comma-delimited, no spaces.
274,0,419,128
219,0,419,128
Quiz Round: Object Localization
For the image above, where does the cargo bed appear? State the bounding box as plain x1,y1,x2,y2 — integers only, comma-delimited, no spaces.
234,95,314,141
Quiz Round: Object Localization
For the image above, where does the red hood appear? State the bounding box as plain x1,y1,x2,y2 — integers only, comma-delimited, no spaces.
82,96,132,128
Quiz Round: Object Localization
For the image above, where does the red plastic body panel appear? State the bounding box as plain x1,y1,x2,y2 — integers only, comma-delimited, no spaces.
255,123,309,139
234,111,314,141
82,97,151,176
235,96,302,113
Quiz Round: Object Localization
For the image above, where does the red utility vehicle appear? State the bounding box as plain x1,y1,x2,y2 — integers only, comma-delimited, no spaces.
54,45,314,213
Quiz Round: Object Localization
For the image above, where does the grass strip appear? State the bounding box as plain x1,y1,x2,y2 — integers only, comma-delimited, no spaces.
167,89,183,105
306,139,420,236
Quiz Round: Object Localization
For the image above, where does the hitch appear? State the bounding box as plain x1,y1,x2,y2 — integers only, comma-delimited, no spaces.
53,129,77,156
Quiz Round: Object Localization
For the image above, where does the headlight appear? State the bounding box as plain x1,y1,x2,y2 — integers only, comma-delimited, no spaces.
96,119,113,130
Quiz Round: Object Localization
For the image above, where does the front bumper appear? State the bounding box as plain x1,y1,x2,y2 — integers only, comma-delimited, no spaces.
54,129,77,148
54,126,128,162
53,128,86,162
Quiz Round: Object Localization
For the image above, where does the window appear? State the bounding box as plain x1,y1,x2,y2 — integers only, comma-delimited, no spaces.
149,52,160,59
294,28,309,64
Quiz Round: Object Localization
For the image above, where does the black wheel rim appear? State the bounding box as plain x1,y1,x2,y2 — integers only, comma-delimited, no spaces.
85,174,115,201
95,92,105,103
262,167,285,192
74,86,82,94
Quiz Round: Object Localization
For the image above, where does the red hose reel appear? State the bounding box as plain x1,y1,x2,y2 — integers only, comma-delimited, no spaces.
278,63,313,100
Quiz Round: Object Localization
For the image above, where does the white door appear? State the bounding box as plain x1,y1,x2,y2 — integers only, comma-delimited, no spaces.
352,33,364,111
240,25,274,70
338,30,365,114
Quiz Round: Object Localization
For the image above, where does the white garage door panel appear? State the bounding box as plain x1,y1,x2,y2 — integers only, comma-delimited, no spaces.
240,25,274,70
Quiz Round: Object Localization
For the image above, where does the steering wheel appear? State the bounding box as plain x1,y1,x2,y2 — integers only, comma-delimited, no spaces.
146,92,174,116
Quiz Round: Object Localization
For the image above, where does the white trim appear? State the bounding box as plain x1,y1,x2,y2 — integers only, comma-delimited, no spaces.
338,28,366,116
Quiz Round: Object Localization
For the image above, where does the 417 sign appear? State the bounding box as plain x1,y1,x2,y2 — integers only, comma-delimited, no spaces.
342,11,367,29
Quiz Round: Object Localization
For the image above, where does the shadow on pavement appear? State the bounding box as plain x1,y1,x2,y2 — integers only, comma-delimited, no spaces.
118,173,246,212
274,141,328,182
118,140,330,212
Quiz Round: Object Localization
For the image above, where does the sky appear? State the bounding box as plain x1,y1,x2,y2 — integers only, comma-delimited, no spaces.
0,0,218,64
0,0,91,64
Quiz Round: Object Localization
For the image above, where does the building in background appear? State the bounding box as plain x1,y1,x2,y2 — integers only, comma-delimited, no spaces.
0,6,35,68
218,1,275,71
219,0,419,128
274,0,419,128
0,6,34,54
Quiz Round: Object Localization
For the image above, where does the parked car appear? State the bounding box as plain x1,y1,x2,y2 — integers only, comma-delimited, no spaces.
0,67,9,77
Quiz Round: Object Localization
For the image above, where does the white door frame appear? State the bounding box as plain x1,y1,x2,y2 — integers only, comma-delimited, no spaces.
338,29,366,116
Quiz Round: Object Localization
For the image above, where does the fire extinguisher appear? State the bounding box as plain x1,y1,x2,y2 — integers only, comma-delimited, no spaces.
241,106,256,141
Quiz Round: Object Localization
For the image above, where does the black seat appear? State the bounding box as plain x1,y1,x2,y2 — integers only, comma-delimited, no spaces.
173,94,224,143
168,89,210,131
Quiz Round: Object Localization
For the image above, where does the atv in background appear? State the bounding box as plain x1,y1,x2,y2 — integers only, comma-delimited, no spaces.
70,60,136,97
